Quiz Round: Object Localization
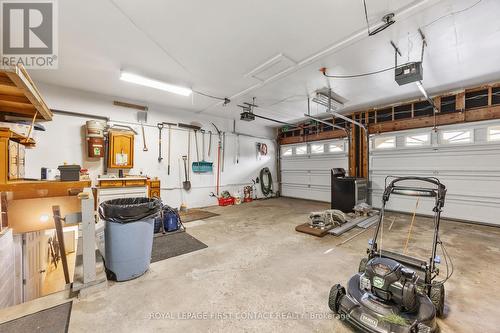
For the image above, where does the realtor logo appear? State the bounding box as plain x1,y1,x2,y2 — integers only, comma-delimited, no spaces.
1,0,58,68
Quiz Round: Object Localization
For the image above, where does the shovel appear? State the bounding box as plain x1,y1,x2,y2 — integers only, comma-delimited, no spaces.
141,123,148,151
192,130,213,173
157,123,164,162
182,155,191,191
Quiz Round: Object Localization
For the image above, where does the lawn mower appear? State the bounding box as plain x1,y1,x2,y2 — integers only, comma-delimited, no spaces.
329,176,452,333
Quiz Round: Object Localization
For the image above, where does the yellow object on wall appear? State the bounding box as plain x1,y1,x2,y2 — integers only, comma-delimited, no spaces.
107,131,134,169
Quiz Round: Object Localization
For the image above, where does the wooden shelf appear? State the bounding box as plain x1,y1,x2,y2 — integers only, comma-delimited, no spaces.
0,65,52,121
0,128,36,147
0,180,92,200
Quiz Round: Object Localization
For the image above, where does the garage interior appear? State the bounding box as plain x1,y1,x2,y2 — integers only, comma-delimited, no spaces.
0,0,499,332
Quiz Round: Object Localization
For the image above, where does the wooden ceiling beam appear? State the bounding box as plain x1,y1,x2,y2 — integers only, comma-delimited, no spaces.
1,65,52,121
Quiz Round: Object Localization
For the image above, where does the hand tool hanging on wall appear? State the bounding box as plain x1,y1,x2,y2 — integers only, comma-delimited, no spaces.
167,124,172,175
236,134,240,164
187,129,191,181
141,123,148,151
208,131,212,158
194,130,200,163
202,130,206,161
192,130,213,173
182,155,191,190
211,123,222,196
222,132,226,172
157,123,164,162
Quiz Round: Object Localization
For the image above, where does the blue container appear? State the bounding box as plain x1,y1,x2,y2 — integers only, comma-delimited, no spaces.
164,210,180,232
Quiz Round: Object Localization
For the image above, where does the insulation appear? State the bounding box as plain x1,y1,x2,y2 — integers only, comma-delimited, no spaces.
465,89,488,109
394,104,412,120
376,108,393,123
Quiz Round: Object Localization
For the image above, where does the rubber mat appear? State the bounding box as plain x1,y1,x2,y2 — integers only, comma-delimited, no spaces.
179,209,219,223
0,301,72,333
151,232,207,263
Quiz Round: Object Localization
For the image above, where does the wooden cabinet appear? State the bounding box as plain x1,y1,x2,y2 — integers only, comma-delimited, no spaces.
97,177,147,188
107,131,134,169
0,129,31,184
147,179,161,198
8,141,18,179
8,141,25,180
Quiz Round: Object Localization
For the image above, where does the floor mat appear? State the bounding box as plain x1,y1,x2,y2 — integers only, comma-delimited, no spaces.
151,232,207,263
0,301,72,333
179,209,219,223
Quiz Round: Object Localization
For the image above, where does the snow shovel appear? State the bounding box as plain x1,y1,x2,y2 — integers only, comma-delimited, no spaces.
192,130,213,173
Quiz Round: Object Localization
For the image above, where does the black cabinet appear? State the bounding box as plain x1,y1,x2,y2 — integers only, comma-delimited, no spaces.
331,168,367,212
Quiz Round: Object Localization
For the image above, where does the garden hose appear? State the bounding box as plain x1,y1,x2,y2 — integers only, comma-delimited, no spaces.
260,167,273,197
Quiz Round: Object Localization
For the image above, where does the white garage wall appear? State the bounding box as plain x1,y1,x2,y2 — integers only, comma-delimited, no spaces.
280,139,349,202
24,83,278,209
370,120,500,226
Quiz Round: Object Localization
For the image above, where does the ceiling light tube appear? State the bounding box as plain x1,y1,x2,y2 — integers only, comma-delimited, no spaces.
120,72,192,96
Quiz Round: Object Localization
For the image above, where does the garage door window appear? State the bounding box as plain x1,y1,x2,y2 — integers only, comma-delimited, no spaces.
374,136,396,149
405,133,430,147
441,130,472,144
487,126,500,142
328,142,344,153
281,147,293,156
310,144,324,154
295,145,307,155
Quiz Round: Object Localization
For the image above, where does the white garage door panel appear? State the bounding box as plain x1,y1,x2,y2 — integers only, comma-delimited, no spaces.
372,148,500,171
280,140,348,202
370,121,500,226
281,171,310,185
310,172,331,186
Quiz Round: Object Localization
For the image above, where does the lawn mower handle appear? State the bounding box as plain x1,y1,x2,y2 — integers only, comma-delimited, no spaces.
383,176,446,209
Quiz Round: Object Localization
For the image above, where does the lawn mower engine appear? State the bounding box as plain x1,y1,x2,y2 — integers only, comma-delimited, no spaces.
361,257,419,312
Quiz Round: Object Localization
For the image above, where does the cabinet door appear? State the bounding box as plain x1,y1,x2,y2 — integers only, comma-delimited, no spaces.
108,131,134,168
17,144,25,179
8,141,18,179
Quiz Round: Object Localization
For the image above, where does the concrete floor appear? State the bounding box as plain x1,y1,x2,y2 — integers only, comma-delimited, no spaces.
66,198,500,333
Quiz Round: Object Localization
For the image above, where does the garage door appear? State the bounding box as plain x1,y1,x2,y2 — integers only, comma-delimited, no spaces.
280,139,348,202
370,120,500,225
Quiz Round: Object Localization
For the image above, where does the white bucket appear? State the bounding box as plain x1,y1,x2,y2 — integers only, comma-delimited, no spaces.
86,120,105,137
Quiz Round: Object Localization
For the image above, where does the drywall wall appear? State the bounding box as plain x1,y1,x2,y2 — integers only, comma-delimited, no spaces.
25,83,278,209
0,229,15,309
7,196,81,233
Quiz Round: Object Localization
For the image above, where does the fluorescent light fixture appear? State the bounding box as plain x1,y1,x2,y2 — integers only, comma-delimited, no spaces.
120,72,192,97
39,214,49,223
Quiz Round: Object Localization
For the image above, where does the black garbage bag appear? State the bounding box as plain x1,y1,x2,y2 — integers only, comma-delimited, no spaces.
99,197,162,223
